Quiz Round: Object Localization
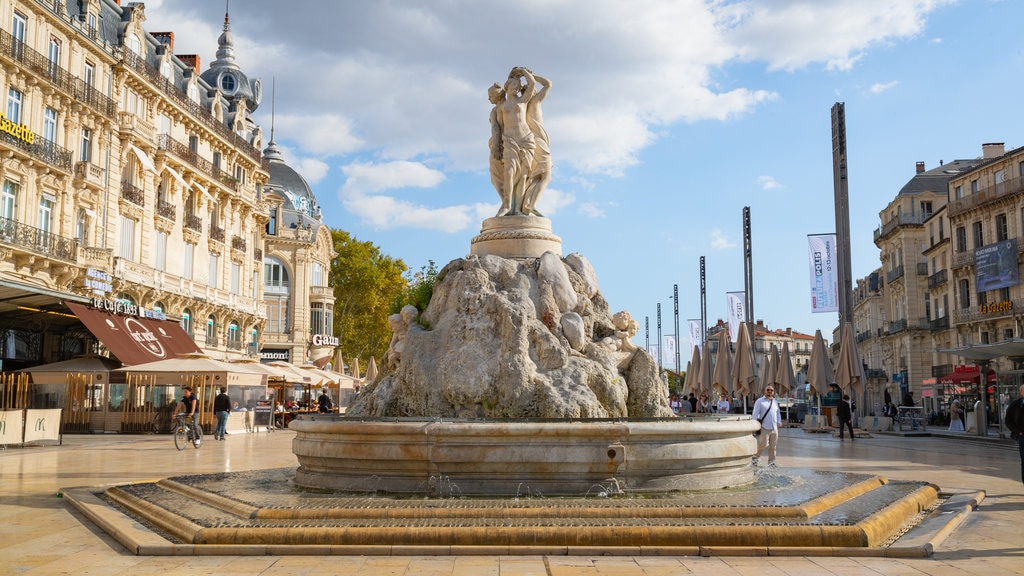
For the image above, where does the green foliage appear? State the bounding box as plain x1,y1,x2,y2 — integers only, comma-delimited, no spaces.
391,260,439,315
329,229,408,365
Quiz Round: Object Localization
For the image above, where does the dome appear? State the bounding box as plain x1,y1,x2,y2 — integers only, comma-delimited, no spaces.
263,140,323,230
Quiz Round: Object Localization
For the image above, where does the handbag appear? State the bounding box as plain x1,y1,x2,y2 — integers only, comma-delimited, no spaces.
753,399,773,436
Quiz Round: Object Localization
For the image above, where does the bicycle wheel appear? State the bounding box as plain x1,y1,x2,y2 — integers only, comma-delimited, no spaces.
174,425,187,450
191,424,202,448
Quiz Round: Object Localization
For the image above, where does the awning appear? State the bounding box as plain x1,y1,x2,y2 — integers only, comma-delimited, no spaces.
163,165,188,188
935,339,1024,361
128,144,156,173
192,182,215,203
66,301,202,366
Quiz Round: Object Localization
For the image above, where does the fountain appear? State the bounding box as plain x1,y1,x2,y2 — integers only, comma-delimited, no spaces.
291,65,757,495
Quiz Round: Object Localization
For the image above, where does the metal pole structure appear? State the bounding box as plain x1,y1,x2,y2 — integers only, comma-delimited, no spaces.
673,284,680,377
742,207,754,324
831,102,860,408
700,256,707,348
644,316,650,355
656,303,663,373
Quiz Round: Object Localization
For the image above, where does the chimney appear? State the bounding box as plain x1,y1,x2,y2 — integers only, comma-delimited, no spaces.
152,32,174,51
915,161,925,174
982,142,1005,159
178,54,201,72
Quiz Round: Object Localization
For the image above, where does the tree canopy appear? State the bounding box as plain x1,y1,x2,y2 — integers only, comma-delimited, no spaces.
329,229,408,370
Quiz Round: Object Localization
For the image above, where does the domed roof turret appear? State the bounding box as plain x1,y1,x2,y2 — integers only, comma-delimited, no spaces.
263,138,323,231
199,10,262,113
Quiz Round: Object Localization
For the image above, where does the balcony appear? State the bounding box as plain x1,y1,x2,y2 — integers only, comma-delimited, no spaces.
205,333,219,347
886,265,905,283
0,127,73,173
156,199,176,221
73,161,105,189
0,29,117,120
929,316,950,332
231,235,246,252
865,368,888,381
209,225,225,244
225,339,243,351
928,269,948,289
887,319,908,334
948,175,1024,217
121,181,145,207
0,216,77,262
856,330,871,343
183,214,203,233
874,212,927,242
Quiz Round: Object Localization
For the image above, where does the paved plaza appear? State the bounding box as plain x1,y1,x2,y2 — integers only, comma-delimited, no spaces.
3,426,1024,575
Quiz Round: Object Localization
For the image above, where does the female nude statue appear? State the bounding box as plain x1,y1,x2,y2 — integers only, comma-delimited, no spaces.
489,67,551,216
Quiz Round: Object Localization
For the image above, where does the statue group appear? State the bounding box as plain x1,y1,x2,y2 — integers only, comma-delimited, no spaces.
489,67,551,217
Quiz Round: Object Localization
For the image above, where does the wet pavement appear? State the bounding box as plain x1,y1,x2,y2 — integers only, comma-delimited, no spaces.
3,426,1024,575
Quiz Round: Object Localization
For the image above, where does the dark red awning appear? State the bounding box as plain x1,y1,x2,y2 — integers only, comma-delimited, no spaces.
66,302,201,366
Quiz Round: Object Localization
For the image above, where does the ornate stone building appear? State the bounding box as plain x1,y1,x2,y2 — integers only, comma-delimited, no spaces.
0,1,335,373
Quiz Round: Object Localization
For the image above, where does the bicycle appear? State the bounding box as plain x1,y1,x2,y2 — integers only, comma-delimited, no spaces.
174,414,203,450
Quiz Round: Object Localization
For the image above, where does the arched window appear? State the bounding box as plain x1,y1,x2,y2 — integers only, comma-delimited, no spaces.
181,309,193,337
227,321,241,349
263,256,290,333
206,315,217,347
128,34,142,55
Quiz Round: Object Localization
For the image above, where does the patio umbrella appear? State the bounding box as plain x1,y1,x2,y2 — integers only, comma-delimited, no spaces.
770,344,783,392
806,329,833,414
758,351,773,396
352,357,361,381
333,348,345,374
712,329,733,396
683,346,702,396
698,340,714,398
730,322,757,411
834,322,866,402
777,342,796,397
366,356,379,383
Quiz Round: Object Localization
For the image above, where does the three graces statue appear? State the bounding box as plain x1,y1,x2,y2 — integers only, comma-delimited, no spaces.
489,67,551,217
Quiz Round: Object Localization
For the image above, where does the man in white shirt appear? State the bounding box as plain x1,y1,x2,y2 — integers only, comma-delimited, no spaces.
751,386,782,467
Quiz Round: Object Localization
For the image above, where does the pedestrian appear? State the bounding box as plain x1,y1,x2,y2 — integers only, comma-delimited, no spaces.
948,398,965,432
751,386,782,467
213,386,230,440
716,392,731,414
1004,384,1024,485
317,388,333,414
688,392,698,413
837,394,855,441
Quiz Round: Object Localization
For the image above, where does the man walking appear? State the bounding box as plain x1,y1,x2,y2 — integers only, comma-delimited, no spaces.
213,386,231,441
837,394,855,441
1004,384,1024,484
751,386,782,467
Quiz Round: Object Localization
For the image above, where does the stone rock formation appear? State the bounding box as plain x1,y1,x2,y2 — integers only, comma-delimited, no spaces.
346,252,674,419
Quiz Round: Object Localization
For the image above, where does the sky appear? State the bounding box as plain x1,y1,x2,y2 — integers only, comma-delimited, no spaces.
142,0,1024,366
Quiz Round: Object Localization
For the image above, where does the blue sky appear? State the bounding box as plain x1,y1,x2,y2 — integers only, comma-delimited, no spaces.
145,0,1024,365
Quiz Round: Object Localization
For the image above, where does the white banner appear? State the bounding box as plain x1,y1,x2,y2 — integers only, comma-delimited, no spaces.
23,409,61,443
648,345,660,364
0,410,24,445
808,234,839,313
726,292,745,342
662,334,677,370
688,320,703,354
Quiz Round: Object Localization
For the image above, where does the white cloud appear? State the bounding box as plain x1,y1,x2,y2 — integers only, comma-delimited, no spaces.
578,203,605,218
535,188,575,216
710,229,735,250
340,161,445,197
343,194,475,232
869,81,899,95
758,176,782,190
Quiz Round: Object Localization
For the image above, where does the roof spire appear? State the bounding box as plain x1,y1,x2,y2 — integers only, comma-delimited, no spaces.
211,0,238,70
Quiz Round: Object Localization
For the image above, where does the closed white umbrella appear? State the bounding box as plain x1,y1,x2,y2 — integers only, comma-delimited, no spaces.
807,329,833,415
835,322,866,401
777,342,796,397
683,346,702,396
712,328,733,396
730,322,757,412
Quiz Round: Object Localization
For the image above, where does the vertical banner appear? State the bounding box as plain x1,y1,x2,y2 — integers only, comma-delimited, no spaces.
688,320,703,354
662,335,676,370
808,233,839,313
726,292,745,342
648,345,660,365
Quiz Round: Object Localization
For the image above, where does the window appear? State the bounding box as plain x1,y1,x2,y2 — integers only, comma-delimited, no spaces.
959,279,971,309
188,83,199,103
160,60,173,81
43,108,57,142
183,242,194,280
924,295,931,321
252,270,259,299
956,226,967,252
981,331,990,344
75,208,88,245
1006,328,1015,340
206,315,216,345
267,206,277,235
220,73,236,93
971,179,979,194
159,114,170,135
181,309,193,337
124,89,138,115
311,262,324,287
7,88,23,123
996,214,1008,242
212,151,221,170
954,185,963,200
1001,287,1011,303
996,169,1007,194
227,322,241,347
80,127,92,162
978,290,988,307
920,201,933,216
12,12,26,43
264,258,290,290
1,180,17,219
47,36,60,75
188,134,198,154
128,34,142,55
972,221,983,248
84,62,95,87
209,253,219,289
155,231,167,271
119,216,136,260
230,261,240,294
265,297,289,333
38,194,53,234
310,303,327,335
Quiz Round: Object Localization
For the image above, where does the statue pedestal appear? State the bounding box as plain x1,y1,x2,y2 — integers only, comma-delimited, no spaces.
470,215,562,259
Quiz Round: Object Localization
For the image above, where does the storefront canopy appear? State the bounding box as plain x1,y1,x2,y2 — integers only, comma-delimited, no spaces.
66,302,201,366
935,339,1024,362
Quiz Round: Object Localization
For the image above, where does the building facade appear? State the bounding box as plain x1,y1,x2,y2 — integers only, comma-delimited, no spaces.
0,1,335,376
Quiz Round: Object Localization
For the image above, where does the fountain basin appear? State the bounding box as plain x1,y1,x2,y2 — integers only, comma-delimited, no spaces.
291,416,759,495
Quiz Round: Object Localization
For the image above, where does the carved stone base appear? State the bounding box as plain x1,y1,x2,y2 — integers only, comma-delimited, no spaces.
470,215,562,259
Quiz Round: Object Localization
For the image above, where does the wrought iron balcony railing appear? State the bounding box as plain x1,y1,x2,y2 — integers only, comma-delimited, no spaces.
210,225,225,244
121,181,145,207
156,199,176,221
231,235,246,252
928,269,948,289
0,216,77,261
183,213,202,233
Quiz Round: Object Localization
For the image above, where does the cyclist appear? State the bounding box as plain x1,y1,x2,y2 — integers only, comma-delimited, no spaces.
173,386,201,443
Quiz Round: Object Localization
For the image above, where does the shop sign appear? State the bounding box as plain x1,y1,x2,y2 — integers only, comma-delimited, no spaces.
311,334,339,347
979,300,1013,315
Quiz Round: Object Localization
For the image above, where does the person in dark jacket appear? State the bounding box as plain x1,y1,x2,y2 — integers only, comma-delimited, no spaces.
836,394,855,441
213,386,231,440
1004,384,1024,484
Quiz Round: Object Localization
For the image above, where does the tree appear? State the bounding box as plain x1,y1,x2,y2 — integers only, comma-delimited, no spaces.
329,229,408,367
